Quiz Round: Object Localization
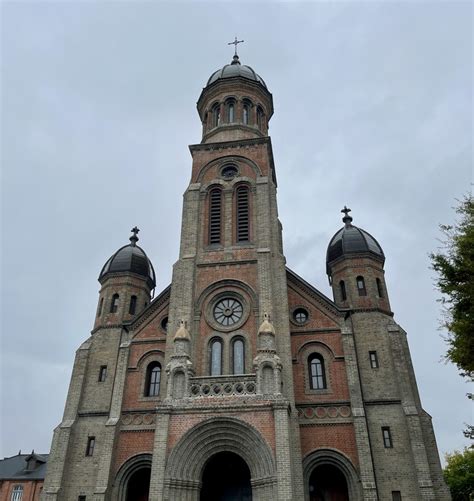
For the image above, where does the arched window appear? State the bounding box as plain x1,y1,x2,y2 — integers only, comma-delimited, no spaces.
210,338,223,376
129,295,137,315
232,338,245,374
110,293,119,313
209,188,222,245
11,485,23,501
97,297,104,317
236,186,250,242
376,278,384,298
256,106,264,129
356,276,367,296
226,99,235,123
211,103,220,127
242,100,251,125
145,362,161,397
308,354,327,390
339,280,347,301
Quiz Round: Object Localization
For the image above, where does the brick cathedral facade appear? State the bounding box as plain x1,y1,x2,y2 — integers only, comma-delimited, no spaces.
42,54,451,501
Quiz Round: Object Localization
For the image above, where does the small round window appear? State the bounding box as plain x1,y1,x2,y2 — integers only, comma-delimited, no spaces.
160,316,169,332
293,307,309,325
221,164,238,179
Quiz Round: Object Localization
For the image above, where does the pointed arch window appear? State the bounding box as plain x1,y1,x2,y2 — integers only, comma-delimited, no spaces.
211,103,220,128
232,338,245,374
339,280,347,301
110,293,119,313
308,354,327,390
236,186,250,242
129,295,137,315
356,276,367,296
209,188,222,245
145,362,161,397
210,338,223,376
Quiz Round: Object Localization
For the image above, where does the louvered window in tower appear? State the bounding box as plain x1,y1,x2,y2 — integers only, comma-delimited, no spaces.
209,188,222,245
236,186,250,242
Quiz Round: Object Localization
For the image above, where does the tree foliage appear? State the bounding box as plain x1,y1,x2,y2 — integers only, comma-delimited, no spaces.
430,195,474,378
444,448,474,501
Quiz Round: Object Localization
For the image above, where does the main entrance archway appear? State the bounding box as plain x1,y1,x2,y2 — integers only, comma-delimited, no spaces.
164,417,276,500
200,451,252,501
309,464,349,501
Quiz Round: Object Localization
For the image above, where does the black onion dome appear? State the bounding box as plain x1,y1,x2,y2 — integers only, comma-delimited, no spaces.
99,228,156,288
326,208,384,273
206,55,267,89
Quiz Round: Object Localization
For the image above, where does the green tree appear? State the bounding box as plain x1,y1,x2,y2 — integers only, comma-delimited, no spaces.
430,194,474,438
444,448,474,501
430,194,474,376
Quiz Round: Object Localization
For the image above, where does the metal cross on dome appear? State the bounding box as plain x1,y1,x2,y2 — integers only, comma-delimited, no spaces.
228,36,244,56
341,206,351,217
130,226,140,246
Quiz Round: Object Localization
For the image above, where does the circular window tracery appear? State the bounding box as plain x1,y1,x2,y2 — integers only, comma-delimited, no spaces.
293,307,309,325
213,298,243,326
221,164,238,179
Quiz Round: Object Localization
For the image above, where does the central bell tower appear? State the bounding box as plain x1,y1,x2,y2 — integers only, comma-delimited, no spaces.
152,53,304,499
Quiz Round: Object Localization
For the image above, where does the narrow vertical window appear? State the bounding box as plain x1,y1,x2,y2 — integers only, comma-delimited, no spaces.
236,186,250,242
209,188,222,245
309,354,327,390
97,297,103,317
11,485,23,501
85,436,95,456
242,100,250,125
210,338,222,376
212,103,220,127
98,365,107,382
232,338,245,374
382,427,393,448
145,362,161,397
129,295,137,315
78,496,87,501
391,491,402,501
256,106,264,129
339,280,347,301
227,101,235,122
376,278,384,298
356,276,367,296
369,351,379,368
110,293,119,313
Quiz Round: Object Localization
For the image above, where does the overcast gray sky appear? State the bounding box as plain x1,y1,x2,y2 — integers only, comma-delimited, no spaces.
1,1,472,463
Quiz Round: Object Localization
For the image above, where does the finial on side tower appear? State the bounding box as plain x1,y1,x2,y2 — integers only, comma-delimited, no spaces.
341,206,353,226
228,36,244,63
130,226,140,246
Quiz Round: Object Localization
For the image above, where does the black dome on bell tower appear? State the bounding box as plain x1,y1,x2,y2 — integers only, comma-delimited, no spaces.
326,207,385,274
99,227,156,288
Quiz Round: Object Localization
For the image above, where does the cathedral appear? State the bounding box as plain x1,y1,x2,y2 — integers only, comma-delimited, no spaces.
42,51,451,501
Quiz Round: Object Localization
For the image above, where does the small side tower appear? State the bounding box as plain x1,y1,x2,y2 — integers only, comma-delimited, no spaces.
326,206,391,313
94,227,156,329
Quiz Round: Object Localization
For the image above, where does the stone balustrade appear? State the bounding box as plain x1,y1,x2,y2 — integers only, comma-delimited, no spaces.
188,374,257,398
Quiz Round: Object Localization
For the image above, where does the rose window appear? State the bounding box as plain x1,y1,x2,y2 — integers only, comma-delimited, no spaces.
213,298,243,327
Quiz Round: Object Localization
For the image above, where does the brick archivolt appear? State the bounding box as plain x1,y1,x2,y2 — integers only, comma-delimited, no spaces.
165,417,275,483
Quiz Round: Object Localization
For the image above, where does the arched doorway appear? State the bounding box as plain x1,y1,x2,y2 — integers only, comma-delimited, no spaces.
309,464,349,501
200,451,252,501
125,466,151,501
